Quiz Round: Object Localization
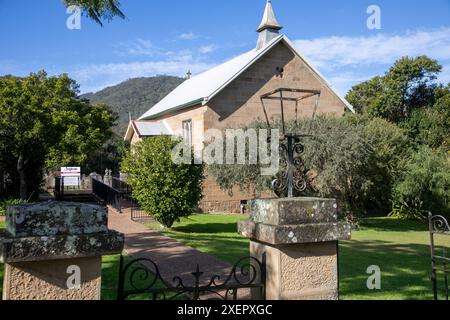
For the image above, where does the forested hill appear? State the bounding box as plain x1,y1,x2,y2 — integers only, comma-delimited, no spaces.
81,75,185,136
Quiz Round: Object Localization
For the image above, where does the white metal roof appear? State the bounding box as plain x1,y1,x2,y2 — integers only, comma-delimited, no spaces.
139,34,354,121
124,120,173,141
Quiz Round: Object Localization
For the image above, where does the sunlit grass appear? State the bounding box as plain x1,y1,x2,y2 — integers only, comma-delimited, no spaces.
148,214,449,300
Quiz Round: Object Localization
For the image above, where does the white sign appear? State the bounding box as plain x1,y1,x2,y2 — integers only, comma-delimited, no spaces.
61,167,81,187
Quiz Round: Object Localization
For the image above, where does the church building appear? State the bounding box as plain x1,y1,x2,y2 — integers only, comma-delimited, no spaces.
125,0,354,213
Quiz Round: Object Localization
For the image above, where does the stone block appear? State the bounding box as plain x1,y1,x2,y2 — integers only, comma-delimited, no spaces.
3,257,102,300
249,197,338,225
0,201,124,300
0,231,124,263
238,220,351,245
6,202,108,237
238,197,351,300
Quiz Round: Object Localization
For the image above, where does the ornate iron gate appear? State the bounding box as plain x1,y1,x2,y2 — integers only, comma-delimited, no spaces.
428,213,449,300
117,255,266,300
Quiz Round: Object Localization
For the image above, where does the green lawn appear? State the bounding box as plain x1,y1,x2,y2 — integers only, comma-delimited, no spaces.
2,216,449,300
148,214,249,264
148,214,449,300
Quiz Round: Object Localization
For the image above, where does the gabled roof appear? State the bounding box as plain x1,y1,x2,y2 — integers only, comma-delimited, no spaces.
125,120,173,141
139,35,354,120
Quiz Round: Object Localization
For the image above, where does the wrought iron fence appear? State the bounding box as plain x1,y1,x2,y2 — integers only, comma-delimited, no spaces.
428,213,449,300
117,255,266,300
112,177,132,199
54,176,64,200
130,196,150,221
92,177,123,213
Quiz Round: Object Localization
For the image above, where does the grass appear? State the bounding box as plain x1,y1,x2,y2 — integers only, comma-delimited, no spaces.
1,215,449,300
148,214,250,264
148,214,450,300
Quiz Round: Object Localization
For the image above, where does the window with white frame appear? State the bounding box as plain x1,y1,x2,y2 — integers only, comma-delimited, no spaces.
182,119,192,146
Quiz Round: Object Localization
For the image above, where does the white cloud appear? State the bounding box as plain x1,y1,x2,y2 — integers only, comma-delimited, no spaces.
178,32,200,40
327,72,377,96
293,28,450,70
439,65,450,85
199,45,218,54
71,60,215,93
292,28,450,95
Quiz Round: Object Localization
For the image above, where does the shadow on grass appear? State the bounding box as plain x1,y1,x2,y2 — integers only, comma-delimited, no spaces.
171,222,241,234
359,217,429,232
339,239,445,300
161,231,249,265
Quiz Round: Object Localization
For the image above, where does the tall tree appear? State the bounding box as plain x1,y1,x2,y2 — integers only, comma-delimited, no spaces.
63,0,124,26
0,72,116,199
346,56,442,123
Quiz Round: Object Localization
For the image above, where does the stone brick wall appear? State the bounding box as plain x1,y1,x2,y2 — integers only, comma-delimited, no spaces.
198,41,347,213
140,41,348,214
204,41,346,132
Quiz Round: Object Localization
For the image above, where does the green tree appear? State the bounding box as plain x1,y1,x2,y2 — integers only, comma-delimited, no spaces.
346,56,442,123
121,136,204,228
0,71,115,199
84,134,129,174
209,116,380,217
63,0,124,26
391,146,450,219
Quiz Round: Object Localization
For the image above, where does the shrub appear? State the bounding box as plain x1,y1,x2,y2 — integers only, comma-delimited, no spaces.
121,136,204,228
0,198,27,216
390,146,450,220
363,117,411,210
208,116,377,218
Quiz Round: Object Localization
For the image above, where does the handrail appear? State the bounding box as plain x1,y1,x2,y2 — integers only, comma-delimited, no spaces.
92,177,122,193
92,177,123,213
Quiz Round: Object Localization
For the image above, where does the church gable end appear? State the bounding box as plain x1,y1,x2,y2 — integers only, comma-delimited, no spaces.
204,40,347,131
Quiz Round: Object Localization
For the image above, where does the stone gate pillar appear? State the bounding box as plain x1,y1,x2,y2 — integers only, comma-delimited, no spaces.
238,198,351,300
0,202,124,300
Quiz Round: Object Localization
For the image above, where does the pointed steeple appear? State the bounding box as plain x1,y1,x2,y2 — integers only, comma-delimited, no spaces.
256,0,283,50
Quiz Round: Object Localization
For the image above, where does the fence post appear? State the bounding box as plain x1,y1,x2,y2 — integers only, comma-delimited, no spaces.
0,202,124,300
238,198,352,300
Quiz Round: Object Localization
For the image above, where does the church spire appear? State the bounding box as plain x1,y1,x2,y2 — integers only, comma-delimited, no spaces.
256,0,283,50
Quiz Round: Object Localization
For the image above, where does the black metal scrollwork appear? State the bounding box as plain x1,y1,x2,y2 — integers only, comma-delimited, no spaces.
430,215,450,233
272,136,308,198
117,255,265,300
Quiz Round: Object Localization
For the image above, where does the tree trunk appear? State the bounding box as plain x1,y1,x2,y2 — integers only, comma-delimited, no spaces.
17,153,27,200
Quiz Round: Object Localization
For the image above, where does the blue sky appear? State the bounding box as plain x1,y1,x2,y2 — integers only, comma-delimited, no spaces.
1,0,449,95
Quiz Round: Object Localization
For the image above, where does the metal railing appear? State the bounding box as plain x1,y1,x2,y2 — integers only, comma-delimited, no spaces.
92,177,123,213
130,196,150,221
54,176,64,200
111,177,132,199
117,255,266,300
428,213,449,300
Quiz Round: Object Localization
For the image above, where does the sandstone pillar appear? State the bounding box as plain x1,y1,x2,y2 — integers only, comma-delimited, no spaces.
238,197,351,300
0,202,124,300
